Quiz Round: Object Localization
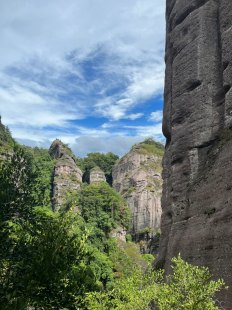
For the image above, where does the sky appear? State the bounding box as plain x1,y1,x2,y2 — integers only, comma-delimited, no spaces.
0,0,166,157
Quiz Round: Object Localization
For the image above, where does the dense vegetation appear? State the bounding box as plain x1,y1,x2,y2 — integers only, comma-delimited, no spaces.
0,117,14,149
131,138,164,157
0,122,226,309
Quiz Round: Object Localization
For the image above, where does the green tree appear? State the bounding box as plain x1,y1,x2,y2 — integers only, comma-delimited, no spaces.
0,116,14,147
0,208,113,310
155,255,226,310
85,256,226,310
85,265,160,310
78,182,131,236
0,144,36,221
28,147,55,207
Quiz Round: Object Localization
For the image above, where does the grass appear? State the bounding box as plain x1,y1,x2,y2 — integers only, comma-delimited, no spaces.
132,139,164,157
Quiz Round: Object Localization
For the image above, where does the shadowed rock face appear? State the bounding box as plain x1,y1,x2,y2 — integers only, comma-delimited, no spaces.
156,0,232,307
49,140,82,211
112,141,163,241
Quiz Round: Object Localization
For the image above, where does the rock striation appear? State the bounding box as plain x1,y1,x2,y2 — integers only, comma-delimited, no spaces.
89,166,106,184
112,140,163,242
49,140,82,211
156,1,232,307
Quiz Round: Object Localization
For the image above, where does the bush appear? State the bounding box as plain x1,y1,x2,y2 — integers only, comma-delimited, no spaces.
85,255,226,310
78,182,131,235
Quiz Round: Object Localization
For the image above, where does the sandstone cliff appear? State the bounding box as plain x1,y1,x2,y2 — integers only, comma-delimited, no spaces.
112,139,163,243
156,1,232,308
49,140,82,211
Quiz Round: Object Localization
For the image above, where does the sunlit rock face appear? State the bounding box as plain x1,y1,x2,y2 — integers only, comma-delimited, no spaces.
112,140,163,243
89,166,106,184
156,1,232,308
49,140,82,211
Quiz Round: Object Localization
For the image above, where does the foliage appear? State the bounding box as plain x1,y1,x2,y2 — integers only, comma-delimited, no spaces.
78,182,131,236
85,255,226,310
155,255,226,310
108,239,150,279
132,138,164,157
0,144,37,221
0,209,114,309
27,146,55,207
85,265,160,310
76,152,119,185
0,116,15,148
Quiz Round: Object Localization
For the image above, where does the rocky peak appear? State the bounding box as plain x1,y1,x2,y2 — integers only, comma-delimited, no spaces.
50,140,83,211
49,139,74,160
112,139,164,245
89,166,106,184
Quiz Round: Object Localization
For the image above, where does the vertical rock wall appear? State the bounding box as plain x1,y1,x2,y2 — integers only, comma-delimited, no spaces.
49,140,82,211
113,141,163,241
157,0,232,307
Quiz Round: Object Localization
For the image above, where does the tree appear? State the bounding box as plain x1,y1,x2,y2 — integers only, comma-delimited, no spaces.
85,256,226,310
28,147,55,207
85,265,160,310
0,116,15,147
78,182,131,236
155,255,226,310
0,144,36,221
0,208,113,309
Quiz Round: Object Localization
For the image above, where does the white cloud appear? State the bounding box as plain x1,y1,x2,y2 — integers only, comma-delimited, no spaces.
149,110,163,122
0,78,83,128
10,120,164,157
124,123,163,137
0,0,166,152
127,113,144,120
71,135,146,157
0,0,165,69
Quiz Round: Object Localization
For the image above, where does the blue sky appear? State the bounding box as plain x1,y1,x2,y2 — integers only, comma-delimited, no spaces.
0,0,165,157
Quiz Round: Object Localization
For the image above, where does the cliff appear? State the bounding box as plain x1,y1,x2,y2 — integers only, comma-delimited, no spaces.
112,139,163,244
156,0,232,307
89,166,106,184
49,140,82,211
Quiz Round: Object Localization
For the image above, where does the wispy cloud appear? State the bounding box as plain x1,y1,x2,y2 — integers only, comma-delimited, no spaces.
0,0,165,156
149,110,163,122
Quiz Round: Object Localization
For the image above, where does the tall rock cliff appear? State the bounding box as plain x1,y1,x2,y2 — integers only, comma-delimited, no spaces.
112,139,164,243
157,1,232,307
49,140,82,211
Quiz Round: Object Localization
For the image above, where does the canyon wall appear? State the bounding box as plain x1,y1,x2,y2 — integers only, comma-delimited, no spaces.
156,0,232,307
